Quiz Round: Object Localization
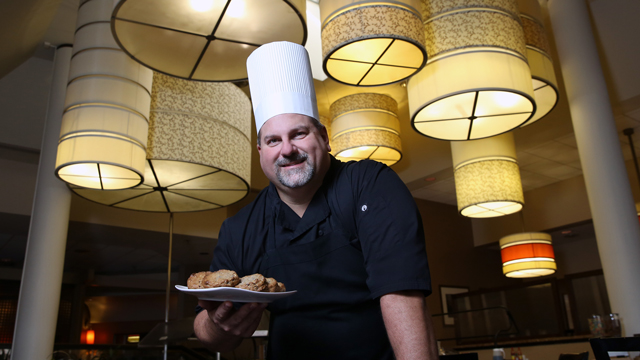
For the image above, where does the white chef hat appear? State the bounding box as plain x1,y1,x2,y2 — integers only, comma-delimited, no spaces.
246,41,319,133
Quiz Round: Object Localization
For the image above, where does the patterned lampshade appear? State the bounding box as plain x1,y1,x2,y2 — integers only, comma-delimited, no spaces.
517,0,559,126
451,132,524,218
55,0,153,190
408,0,536,140
69,72,252,212
320,0,426,86
111,0,307,81
330,93,402,166
500,232,556,278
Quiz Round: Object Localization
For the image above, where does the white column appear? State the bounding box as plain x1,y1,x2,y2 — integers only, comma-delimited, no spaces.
11,45,73,360
548,0,640,336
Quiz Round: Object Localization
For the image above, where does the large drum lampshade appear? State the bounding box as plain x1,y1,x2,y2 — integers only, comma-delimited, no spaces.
452,132,524,218
516,0,559,126
70,72,252,212
330,93,402,166
320,0,426,86
408,0,536,141
55,0,153,190
111,0,307,81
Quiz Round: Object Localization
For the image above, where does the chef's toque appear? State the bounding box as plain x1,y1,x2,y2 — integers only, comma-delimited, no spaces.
246,41,319,133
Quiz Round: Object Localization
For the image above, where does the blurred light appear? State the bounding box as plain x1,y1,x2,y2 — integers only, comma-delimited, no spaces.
127,334,140,343
86,330,95,345
190,0,215,12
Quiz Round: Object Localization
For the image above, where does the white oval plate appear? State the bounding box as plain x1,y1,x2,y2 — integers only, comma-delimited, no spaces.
175,285,297,303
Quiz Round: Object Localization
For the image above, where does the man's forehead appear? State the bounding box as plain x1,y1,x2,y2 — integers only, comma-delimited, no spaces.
261,114,314,135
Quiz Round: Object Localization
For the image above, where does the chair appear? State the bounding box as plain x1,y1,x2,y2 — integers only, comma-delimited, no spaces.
558,352,589,360
590,337,640,360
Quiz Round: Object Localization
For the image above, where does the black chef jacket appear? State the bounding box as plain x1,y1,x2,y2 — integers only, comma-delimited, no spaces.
210,156,431,360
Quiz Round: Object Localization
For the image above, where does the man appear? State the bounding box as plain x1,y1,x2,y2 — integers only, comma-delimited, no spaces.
194,41,438,359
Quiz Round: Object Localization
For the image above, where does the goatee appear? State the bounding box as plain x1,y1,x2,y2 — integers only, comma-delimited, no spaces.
275,152,315,188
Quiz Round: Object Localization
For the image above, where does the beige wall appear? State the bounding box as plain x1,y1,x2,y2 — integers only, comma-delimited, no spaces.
415,196,605,344
471,175,592,247
472,158,640,247
415,198,519,342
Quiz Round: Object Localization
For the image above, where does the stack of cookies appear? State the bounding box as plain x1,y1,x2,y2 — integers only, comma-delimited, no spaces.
187,269,286,292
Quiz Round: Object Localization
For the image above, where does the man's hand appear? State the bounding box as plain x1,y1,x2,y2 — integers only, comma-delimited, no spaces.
194,300,267,353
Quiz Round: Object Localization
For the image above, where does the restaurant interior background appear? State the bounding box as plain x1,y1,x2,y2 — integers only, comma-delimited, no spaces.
1,0,639,359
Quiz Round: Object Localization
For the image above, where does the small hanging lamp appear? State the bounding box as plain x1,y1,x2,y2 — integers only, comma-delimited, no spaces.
320,0,427,86
452,132,524,218
55,0,153,190
111,0,307,81
70,72,252,212
516,0,559,126
500,232,556,278
330,93,402,166
408,0,536,141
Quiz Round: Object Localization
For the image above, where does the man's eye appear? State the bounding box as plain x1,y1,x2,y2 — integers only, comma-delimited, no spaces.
266,139,279,145
294,132,306,138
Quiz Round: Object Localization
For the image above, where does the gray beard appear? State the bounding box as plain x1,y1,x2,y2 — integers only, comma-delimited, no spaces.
275,152,315,188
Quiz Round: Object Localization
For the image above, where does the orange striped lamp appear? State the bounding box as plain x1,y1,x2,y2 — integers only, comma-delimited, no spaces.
499,232,556,278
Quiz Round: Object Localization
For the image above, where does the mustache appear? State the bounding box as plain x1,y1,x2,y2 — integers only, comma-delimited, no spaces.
276,152,308,166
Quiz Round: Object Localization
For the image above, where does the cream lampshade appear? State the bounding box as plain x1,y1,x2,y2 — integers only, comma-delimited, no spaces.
55,0,153,190
320,0,426,86
111,0,307,82
330,93,402,166
517,0,559,126
319,115,331,139
408,0,536,141
319,115,333,150
70,72,252,212
500,232,556,278
452,132,524,218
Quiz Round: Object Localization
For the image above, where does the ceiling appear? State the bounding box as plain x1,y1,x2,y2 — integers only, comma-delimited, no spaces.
0,0,639,283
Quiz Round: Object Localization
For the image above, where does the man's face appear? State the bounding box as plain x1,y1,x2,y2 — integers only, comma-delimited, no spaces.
257,114,331,190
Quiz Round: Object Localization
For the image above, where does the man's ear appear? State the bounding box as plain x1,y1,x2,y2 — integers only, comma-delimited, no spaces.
320,126,331,152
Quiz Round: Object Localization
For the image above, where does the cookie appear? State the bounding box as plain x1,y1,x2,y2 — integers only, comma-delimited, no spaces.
202,269,240,288
235,273,267,292
276,282,286,292
263,277,278,292
187,271,209,289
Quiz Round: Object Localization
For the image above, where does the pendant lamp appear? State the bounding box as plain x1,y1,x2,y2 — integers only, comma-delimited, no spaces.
70,72,252,212
111,0,307,82
452,132,524,218
408,0,536,141
516,0,559,126
500,232,556,278
320,0,426,86
55,0,153,190
330,93,402,166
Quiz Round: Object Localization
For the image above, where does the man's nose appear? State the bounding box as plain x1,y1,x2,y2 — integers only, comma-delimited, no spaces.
281,139,297,156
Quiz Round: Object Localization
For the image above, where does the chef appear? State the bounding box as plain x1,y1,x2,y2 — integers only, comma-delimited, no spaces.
194,41,438,360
